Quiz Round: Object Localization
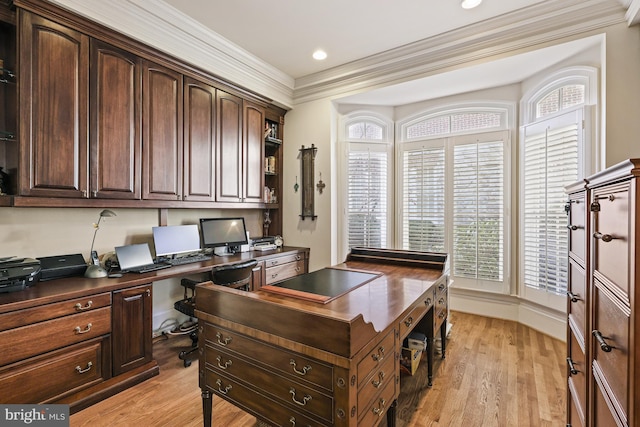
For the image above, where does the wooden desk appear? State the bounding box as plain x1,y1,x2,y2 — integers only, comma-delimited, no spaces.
0,246,308,413
195,247,448,427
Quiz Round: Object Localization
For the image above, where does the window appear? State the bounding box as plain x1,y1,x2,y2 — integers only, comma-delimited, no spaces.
399,129,509,293
520,66,597,308
339,114,393,258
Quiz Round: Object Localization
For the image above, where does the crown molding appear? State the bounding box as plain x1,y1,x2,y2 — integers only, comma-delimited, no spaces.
292,0,627,105
626,0,640,24
45,0,295,109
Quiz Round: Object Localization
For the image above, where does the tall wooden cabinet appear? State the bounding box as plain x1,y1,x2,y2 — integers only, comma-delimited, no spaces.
566,159,640,427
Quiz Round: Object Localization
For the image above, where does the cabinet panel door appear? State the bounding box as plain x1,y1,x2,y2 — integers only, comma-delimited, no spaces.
216,90,242,202
183,77,215,201
90,39,141,199
112,285,152,376
243,101,265,203
18,11,88,197
142,61,182,200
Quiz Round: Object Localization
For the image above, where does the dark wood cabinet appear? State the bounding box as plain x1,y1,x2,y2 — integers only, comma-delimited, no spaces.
142,60,183,201
243,100,265,204
18,10,89,198
90,39,141,200
183,76,215,202
216,90,243,202
112,284,153,376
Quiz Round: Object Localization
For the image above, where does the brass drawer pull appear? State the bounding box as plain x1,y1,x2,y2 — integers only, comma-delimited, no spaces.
425,298,432,306
593,232,616,242
74,301,93,311
566,291,581,303
295,267,301,272
566,224,579,231
74,323,92,334
438,283,445,291
271,273,279,279
592,330,613,352
216,332,232,346
372,398,386,417
438,298,445,305
295,255,301,260
270,260,278,266
216,356,232,370
215,379,232,395
289,388,312,406
566,357,578,375
438,312,446,319
404,316,413,327
371,346,385,362
290,359,312,375
75,361,93,374
372,371,385,388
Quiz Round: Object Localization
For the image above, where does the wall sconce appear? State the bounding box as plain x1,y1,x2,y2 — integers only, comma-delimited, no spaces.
84,209,116,278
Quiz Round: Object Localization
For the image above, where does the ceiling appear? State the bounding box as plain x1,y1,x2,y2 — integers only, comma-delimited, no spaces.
161,0,551,80
156,0,629,106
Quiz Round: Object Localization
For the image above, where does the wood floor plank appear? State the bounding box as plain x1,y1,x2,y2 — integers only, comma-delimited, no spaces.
70,311,565,427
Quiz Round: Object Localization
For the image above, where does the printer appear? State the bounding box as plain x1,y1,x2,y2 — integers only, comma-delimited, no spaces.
0,257,41,293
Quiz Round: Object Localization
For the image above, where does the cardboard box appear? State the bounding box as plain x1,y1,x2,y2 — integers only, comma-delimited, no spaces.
400,347,422,375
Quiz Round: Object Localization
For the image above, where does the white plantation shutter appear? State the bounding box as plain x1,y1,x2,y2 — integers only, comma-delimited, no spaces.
523,112,580,294
453,139,504,281
347,149,388,248
402,145,445,252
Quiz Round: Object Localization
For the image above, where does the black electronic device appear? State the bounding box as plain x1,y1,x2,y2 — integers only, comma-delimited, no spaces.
152,224,202,257
0,257,41,293
37,253,87,281
200,217,248,256
252,236,276,245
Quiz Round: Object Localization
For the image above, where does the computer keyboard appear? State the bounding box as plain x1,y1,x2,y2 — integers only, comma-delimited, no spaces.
130,263,172,274
164,254,213,266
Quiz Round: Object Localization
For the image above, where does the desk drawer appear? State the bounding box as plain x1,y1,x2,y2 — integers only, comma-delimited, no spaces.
205,369,329,426
434,288,448,332
357,329,395,388
264,252,304,268
202,323,333,391
0,292,111,332
357,352,395,419
0,307,112,366
358,371,396,426
0,336,109,403
399,298,431,340
567,190,587,264
204,344,333,421
265,259,305,285
567,327,586,423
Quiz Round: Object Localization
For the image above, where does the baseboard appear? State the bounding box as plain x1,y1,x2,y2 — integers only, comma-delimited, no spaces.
449,287,566,342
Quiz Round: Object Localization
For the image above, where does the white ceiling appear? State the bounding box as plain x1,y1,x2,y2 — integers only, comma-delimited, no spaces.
162,0,550,80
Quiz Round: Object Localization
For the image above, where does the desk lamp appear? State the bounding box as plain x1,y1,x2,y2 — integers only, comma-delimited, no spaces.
84,209,116,278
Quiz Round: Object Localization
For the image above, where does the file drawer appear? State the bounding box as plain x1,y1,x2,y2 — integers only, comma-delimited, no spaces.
568,259,587,342
265,259,305,285
0,336,109,403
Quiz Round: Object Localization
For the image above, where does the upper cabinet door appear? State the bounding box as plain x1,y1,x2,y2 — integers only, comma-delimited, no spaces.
243,100,265,203
18,11,89,198
216,90,243,202
90,39,141,200
142,61,183,200
183,77,215,202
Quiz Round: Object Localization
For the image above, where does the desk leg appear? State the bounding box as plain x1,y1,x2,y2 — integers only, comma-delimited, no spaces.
386,399,397,427
202,389,212,427
427,335,434,387
440,318,447,359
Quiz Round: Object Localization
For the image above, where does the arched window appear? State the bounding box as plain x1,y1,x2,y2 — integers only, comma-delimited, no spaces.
339,113,393,257
397,104,512,294
519,66,598,309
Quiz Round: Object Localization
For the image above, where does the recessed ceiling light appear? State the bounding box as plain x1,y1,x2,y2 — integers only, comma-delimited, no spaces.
313,50,327,60
461,0,482,9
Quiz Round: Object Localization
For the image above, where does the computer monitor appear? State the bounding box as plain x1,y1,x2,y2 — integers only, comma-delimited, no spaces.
200,217,248,256
152,224,201,257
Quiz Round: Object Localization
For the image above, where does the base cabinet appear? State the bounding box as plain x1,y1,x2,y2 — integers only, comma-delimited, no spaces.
566,159,640,427
112,284,153,376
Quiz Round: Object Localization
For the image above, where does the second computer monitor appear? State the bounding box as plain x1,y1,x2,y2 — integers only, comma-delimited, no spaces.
200,217,248,256
152,224,201,257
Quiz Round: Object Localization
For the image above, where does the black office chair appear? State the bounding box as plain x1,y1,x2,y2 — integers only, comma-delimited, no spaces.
174,259,258,367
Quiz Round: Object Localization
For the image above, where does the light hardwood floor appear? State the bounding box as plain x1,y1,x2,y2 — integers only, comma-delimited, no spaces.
70,311,566,427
